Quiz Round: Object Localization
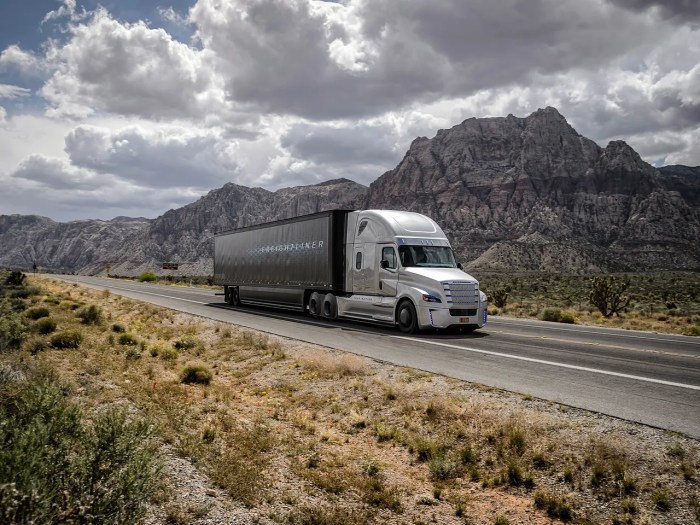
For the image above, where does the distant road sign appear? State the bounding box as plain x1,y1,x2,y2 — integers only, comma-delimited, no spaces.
162,263,179,270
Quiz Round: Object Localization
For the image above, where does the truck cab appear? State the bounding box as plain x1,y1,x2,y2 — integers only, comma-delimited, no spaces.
337,210,488,333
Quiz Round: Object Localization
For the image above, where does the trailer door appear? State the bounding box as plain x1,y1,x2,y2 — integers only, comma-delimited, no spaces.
378,244,398,297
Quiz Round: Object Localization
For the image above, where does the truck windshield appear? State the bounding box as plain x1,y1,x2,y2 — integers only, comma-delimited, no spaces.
399,245,457,268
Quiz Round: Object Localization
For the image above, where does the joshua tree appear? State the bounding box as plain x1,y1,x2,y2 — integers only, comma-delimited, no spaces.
589,275,630,318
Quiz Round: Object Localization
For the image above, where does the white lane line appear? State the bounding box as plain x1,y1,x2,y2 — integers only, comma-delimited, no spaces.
391,335,700,391
488,319,700,346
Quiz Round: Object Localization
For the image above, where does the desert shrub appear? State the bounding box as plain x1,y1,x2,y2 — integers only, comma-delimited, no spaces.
4,271,26,286
118,333,139,346
0,312,28,351
173,336,199,350
24,336,48,355
533,490,573,521
34,317,57,335
138,272,157,283
111,323,126,333
25,307,50,320
11,298,27,312
44,296,61,305
428,454,459,481
491,288,509,308
76,304,102,325
651,489,670,510
160,347,179,362
50,330,83,349
541,307,562,322
559,311,575,324
180,365,212,385
0,376,160,525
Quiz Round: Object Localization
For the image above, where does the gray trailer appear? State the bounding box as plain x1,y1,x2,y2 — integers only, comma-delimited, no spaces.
214,209,488,333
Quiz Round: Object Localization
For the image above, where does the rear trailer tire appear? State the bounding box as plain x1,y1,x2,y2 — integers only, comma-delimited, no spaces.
308,292,321,317
232,287,241,306
322,294,338,319
397,301,418,334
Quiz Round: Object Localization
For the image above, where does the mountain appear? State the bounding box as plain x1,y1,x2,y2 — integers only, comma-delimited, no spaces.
366,107,700,272
1,107,698,275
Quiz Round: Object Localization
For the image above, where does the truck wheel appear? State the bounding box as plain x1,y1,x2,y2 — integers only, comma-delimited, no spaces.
397,301,418,334
308,292,321,317
232,287,241,307
322,293,338,319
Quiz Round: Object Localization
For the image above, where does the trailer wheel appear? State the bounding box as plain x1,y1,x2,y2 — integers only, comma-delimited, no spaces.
308,292,321,317
397,300,418,334
322,293,338,319
232,286,241,307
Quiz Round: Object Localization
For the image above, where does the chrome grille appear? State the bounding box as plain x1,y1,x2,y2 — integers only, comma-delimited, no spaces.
442,281,479,305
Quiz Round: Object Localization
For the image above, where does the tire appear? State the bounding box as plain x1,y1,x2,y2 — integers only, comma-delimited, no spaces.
308,292,321,317
322,293,338,319
232,286,241,306
397,300,418,334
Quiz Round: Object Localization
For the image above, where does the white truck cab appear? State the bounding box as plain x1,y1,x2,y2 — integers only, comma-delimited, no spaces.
337,210,488,333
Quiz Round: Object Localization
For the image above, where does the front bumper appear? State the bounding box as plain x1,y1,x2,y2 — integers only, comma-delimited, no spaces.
417,303,488,330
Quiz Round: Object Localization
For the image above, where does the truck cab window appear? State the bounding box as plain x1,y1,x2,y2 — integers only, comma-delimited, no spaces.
399,245,457,268
355,251,362,270
381,247,396,269
357,220,368,236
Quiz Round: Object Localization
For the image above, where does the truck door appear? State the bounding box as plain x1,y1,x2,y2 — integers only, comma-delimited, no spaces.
378,244,398,297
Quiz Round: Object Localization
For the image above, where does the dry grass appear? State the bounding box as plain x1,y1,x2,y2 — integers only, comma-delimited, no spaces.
3,275,697,525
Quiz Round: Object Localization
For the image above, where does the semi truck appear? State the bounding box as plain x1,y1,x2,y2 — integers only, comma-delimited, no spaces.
214,209,487,333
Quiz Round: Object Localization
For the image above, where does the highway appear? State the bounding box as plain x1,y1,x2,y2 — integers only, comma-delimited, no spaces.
50,275,700,438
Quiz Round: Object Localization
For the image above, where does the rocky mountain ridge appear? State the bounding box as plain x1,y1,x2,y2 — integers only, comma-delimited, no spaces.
1,107,698,274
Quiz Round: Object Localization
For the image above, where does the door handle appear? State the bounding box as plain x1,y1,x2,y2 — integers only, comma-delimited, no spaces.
379,281,383,290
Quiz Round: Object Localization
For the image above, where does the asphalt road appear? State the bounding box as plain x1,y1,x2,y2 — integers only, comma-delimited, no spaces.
50,275,700,438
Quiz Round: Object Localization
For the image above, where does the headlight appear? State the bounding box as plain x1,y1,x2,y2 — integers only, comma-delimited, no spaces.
422,293,442,303
479,291,487,303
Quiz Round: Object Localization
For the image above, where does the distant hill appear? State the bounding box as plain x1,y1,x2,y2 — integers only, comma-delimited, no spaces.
1,107,698,275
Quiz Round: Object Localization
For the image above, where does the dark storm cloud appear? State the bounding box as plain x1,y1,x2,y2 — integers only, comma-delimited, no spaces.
608,0,700,24
191,0,657,120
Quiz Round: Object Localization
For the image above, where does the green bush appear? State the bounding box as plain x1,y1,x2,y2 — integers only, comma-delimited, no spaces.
180,365,213,385
50,330,83,349
34,317,57,335
491,288,509,308
541,307,562,322
118,333,139,346
0,312,28,351
559,311,575,324
138,272,157,283
0,376,160,525
76,304,102,325
111,323,126,333
159,347,179,361
25,307,50,320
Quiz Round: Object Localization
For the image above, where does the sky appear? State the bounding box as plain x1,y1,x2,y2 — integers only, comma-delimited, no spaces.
0,0,699,222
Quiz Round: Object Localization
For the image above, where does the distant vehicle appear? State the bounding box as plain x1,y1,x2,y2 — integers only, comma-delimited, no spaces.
214,210,487,333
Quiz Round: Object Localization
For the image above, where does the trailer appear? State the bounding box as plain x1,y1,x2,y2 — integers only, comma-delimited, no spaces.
214,209,487,333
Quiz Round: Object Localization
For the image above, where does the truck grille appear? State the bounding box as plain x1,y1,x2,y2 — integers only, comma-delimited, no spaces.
449,308,477,316
442,281,479,306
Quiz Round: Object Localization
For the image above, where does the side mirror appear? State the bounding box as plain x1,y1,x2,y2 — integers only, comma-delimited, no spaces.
380,260,389,269
457,262,463,270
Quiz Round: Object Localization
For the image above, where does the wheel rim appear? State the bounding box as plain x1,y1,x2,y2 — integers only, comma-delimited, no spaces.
399,305,412,327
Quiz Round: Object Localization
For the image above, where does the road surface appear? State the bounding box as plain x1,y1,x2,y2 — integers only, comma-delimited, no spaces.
49,275,700,438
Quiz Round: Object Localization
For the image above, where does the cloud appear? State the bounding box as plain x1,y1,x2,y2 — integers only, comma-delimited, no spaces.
608,0,700,25
0,84,31,99
11,154,102,190
64,125,241,188
40,8,223,120
0,45,44,75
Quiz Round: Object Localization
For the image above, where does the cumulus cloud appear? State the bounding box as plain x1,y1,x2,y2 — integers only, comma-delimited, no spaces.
11,154,102,190
0,45,44,75
41,8,223,120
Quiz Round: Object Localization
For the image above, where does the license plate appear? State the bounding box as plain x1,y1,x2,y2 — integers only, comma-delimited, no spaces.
459,317,470,323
